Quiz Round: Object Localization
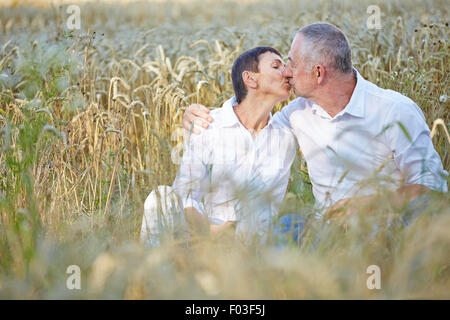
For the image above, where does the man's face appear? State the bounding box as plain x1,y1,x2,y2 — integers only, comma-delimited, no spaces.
282,34,315,98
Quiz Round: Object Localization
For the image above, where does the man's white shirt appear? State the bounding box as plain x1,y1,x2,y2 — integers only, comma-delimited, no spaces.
274,69,448,216
173,97,297,241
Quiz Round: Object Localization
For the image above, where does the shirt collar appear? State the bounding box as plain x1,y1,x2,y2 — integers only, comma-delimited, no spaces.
219,96,274,128
311,103,330,118
219,97,240,127
339,68,366,118
310,68,366,120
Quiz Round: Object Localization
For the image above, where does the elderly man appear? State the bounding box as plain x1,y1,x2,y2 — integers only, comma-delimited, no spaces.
183,23,448,225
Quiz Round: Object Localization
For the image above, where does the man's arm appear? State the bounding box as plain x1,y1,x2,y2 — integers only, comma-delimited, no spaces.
183,98,301,134
326,184,430,218
326,100,447,219
385,100,448,192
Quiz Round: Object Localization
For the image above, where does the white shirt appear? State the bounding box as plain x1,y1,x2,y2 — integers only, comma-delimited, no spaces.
274,69,448,215
173,97,297,241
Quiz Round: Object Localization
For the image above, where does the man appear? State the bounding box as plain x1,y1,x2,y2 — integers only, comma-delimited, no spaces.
183,23,448,221
141,47,297,246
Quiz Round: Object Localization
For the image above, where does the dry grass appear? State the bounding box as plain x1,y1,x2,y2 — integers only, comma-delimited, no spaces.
0,0,449,299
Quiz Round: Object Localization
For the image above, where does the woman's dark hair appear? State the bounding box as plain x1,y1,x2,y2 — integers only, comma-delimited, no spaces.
231,46,281,103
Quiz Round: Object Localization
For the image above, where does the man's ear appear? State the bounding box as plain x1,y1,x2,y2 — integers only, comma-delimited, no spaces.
313,65,326,85
242,71,258,89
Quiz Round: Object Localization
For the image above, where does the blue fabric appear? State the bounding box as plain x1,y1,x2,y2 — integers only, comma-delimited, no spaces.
401,194,431,226
369,194,432,240
273,194,432,248
272,214,309,246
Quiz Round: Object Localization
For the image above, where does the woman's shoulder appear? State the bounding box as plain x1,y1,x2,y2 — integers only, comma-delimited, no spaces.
206,97,237,128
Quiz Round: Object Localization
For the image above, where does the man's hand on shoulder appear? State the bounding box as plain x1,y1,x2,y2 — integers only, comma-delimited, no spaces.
183,104,213,134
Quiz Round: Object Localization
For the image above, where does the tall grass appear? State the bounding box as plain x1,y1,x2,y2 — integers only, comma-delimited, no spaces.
0,0,449,299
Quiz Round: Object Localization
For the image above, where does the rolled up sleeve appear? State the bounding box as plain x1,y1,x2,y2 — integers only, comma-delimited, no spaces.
385,101,448,192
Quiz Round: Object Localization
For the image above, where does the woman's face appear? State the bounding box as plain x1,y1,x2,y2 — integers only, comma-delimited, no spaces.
254,51,291,103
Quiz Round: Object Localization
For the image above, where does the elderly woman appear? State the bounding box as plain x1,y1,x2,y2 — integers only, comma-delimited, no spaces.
140,47,298,246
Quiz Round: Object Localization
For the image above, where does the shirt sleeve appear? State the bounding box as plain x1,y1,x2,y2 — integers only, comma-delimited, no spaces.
272,98,301,131
384,100,448,192
172,130,212,216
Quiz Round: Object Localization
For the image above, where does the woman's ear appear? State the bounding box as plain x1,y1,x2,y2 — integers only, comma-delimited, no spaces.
242,71,258,89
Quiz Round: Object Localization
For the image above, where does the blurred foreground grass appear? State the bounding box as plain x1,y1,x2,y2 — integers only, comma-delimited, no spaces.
0,0,449,298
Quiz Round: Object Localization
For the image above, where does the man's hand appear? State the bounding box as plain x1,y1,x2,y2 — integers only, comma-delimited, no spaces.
183,104,213,134
324,184,430,220
394,184,428,207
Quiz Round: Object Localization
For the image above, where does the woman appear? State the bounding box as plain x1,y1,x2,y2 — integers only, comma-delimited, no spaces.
141,47,297,246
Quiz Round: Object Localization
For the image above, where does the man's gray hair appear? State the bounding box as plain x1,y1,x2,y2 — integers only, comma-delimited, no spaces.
297,23,352,74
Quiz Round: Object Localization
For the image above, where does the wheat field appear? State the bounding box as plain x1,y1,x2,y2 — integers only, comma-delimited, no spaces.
0,0,449,299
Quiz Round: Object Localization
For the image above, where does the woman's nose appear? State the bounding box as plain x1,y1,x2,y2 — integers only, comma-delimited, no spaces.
281,65,291,77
